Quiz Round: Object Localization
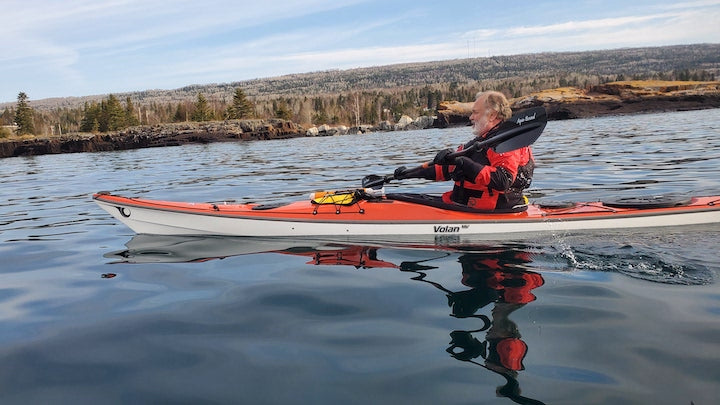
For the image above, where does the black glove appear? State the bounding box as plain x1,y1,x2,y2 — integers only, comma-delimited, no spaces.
433,148,456,165
451,156,482,182
394,166,411,180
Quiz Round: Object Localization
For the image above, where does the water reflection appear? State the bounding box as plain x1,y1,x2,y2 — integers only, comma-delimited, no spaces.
108,236,547,404
403,249,546,405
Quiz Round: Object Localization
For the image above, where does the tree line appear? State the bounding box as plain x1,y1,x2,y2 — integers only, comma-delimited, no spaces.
2,68,716,137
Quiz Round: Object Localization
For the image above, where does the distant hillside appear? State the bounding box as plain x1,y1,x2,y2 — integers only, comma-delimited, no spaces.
6,43,719,111
3,80,719,158
2,43,719,137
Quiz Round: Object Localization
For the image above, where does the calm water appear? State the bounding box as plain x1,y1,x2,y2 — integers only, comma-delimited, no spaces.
1,109,720,404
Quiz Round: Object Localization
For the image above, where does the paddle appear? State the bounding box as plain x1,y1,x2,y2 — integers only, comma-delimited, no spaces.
471,106,546,153
362,106,547,189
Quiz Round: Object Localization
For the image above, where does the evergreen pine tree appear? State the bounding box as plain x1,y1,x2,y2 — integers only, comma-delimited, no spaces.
226,88,255,119
104,94,126,131
125,97,140,126
274,99,292,120
81,102,102,132
192,93,212,121
14,92,35,135
173,103,188,122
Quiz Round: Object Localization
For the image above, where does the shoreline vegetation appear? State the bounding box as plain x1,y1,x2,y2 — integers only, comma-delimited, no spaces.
4,44,720,158
2,80,719,159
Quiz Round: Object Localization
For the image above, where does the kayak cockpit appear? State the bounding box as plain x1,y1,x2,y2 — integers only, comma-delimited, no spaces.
384,193,529,213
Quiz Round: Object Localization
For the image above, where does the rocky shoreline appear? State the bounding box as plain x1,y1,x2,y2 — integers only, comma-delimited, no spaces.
0,119,306,158
2,81,719,159
435,80,720,125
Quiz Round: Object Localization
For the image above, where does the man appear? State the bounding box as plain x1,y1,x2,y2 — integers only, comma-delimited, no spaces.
394,91,534,211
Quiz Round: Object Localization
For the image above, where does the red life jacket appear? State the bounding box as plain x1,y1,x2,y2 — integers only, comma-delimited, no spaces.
435,143,535,211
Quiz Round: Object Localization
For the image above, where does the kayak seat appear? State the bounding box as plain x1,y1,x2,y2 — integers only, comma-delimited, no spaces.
602,195,692,209
384,193,527,213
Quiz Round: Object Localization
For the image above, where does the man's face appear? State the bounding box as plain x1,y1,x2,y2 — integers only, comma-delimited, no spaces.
470,96,496,137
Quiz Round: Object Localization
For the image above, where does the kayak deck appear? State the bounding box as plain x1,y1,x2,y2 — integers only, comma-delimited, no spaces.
93,192,720,238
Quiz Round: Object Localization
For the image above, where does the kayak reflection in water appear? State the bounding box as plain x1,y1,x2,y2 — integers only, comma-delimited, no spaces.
109,236,546,404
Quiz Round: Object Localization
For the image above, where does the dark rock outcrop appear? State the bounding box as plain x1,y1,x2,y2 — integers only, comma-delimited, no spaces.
435,101,473,128
435,81,720,124
513,81,720,120
0,119,305,158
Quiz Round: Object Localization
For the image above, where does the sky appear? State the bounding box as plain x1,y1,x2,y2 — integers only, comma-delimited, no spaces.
2,0,720,103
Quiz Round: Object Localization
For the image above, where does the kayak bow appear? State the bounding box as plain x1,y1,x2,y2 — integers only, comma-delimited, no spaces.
93,191,720,239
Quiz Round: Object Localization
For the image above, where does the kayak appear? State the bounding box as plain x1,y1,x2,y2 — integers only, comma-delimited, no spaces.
94,106,561,241
93,190,720,239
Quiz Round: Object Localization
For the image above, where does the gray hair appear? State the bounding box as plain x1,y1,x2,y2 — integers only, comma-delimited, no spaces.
477,91,512,121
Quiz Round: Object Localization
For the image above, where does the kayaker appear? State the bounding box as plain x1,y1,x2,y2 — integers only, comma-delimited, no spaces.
394,91,534,211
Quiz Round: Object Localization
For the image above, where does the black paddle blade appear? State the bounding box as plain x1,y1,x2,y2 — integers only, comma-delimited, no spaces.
448,107,547,160
490,106,547,153
492,121,546,153
362,174,389,189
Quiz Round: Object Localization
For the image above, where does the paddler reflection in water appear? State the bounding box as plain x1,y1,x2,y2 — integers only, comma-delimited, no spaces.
295,245,545,404
441,251,545,405
393,91,534,211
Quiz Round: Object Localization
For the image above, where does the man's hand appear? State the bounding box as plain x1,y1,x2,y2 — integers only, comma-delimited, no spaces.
433,148,456,165
394,166,411,180
451,157,482,183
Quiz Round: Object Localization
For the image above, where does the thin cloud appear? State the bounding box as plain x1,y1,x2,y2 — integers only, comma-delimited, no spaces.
464,13,674,40
1,0,373,60
274,43,463,67
654,0,720,10
461,8,720,55
505,15,666,37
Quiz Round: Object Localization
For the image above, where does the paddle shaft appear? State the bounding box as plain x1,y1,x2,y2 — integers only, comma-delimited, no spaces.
363,106,546,188
420,117,545,169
